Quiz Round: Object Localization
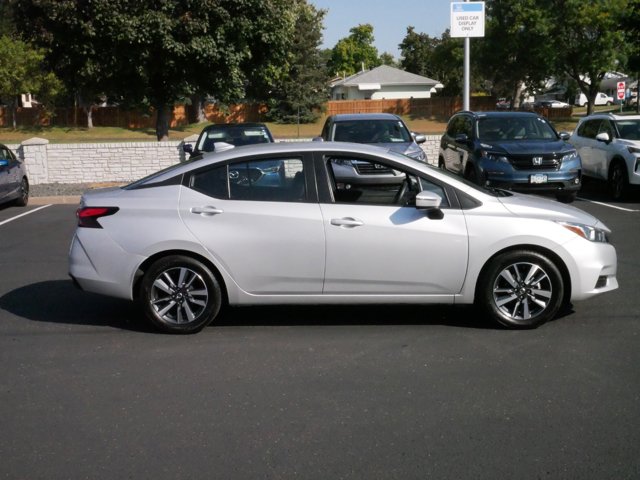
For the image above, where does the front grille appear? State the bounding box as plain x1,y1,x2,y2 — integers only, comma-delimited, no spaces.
509,154,560,171
353,162,394,175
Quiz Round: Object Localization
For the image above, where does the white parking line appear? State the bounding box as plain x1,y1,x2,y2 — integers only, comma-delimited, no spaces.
577,197,639,212
0,205,52,226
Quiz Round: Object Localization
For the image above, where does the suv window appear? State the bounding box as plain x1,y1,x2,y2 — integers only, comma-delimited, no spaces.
477,116,556,141
577,119,601,139
191,158,306,202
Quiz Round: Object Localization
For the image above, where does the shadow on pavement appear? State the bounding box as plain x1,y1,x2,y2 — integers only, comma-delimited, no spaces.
0,280,506,331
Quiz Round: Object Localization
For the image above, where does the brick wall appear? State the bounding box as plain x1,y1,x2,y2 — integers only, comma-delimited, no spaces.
8,136,441,185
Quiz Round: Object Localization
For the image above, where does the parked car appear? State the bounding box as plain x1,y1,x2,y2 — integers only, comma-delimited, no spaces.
496,98,511,110
574,92,614,107
183,123,274,158
569,113,640,199
438,111,582,203
69,142,618,333
315,113,428,162
534,100,571,109
0,143,29,207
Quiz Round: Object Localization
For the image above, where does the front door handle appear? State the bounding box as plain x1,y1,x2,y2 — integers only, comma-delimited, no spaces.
330,217,364,228
191,206,224,216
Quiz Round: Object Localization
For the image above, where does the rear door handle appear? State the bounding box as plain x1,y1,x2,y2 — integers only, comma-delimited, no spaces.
330,217,364,228
191,206,224,216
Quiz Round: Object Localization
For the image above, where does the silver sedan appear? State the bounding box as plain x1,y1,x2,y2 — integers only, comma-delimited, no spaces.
69,142,618,333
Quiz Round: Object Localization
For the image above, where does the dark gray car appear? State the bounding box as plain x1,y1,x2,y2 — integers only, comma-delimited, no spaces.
0,143,29,207
316,113,428,162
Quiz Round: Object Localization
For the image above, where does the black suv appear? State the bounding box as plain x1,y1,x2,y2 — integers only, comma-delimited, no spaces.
439,111,581,202
184,123,274,158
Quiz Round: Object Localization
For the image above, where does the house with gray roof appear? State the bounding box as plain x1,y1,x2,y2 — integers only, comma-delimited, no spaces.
330,65,443,101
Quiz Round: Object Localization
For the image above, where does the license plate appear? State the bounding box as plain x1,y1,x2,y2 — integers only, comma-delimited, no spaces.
530,174,548,184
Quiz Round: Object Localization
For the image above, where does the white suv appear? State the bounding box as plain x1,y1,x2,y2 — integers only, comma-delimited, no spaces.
569,113,640,199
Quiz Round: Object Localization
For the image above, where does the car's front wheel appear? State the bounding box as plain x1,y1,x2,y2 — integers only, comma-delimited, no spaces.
608,160,629,200
140,255,222,334
556,191,576,203
476,250,564,329
14,177,29,207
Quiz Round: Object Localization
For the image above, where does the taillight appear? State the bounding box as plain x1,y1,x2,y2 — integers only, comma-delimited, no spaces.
76,207,119,228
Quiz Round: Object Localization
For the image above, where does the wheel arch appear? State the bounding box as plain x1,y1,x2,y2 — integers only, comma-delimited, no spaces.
133,249,229,306
474,244,572,305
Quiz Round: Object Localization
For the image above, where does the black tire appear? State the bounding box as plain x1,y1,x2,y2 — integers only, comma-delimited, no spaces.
464,165,479,185
140,255,222,334
476,250,564,329
438,156,445,169
608,161,629,200
14,177,29,207
556,191,577,203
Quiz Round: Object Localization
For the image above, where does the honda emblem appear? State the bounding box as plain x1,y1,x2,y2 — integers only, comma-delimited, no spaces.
532,157,543,166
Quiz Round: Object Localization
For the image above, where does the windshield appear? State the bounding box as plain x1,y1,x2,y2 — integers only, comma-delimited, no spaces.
477,116,558,141
197,125,272,151
332,119,412,143
615,119,640,140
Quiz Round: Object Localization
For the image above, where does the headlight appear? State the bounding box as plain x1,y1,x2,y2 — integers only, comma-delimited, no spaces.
627,146,640,156
481,151,509,163
558,221,609,243
562,150,579,161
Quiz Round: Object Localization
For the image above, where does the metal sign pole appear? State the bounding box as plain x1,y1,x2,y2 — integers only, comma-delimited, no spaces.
464,36,470,111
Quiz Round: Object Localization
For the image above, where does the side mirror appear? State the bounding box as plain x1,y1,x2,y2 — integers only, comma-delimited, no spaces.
312,136,324,142
454,133,469,144
558,132,570,141
0,159,8,167
595,132,611,143
413,133,426,144
415,190,443,210
183,143,193,154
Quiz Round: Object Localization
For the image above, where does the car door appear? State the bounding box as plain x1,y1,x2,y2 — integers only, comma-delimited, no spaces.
442,115,472,174
573,120,600,179
591,119,616,179
319,153,468,297
0,146,13,201
179,154,326,295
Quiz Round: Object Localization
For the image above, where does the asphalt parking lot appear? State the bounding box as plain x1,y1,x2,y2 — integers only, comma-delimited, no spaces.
1,182,639,479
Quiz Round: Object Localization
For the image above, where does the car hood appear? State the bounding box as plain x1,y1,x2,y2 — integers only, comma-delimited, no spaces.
482,139,573,155
496,191,609,230
378,142,422,158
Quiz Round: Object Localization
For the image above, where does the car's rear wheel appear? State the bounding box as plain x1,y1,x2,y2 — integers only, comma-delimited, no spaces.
608,160,629,200
477,250,564,329
14,177,29,207
140,255,222,334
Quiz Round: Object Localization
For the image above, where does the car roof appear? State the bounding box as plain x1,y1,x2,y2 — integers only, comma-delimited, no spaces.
577,113,640,121
460,111,542,119
329,113,401,122
200,122,269,130
142,142,415,185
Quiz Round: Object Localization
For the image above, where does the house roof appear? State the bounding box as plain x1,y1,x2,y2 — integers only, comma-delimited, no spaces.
331,65,440,88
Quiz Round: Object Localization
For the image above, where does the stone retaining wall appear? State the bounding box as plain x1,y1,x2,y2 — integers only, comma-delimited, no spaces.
8,135,442,185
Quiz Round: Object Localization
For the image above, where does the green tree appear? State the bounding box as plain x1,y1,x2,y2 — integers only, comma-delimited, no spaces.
379,52,397,67
266,0,328,125
622,0,640,112
399,26,438,77
15,0,296,140
550,0,629,114
0,35,61,129
327,24,381,77
477,0,554,108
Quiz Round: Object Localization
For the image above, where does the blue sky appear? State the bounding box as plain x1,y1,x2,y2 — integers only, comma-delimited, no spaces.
310,0,453,58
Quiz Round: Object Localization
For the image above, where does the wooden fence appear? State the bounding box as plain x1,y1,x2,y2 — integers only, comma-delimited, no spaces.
0,97,572,128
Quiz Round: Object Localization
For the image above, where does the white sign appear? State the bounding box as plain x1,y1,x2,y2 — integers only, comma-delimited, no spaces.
617,81,625,100
451,2,485,38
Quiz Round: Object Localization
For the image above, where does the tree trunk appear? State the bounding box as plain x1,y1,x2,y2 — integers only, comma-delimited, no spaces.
156,103,170,141
11,97,17,130
188,95,206,124
83,106,94,129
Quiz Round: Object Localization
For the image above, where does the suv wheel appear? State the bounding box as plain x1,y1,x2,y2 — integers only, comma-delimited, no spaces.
464,165,479,184
608,160,629,200
556,192,576,203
